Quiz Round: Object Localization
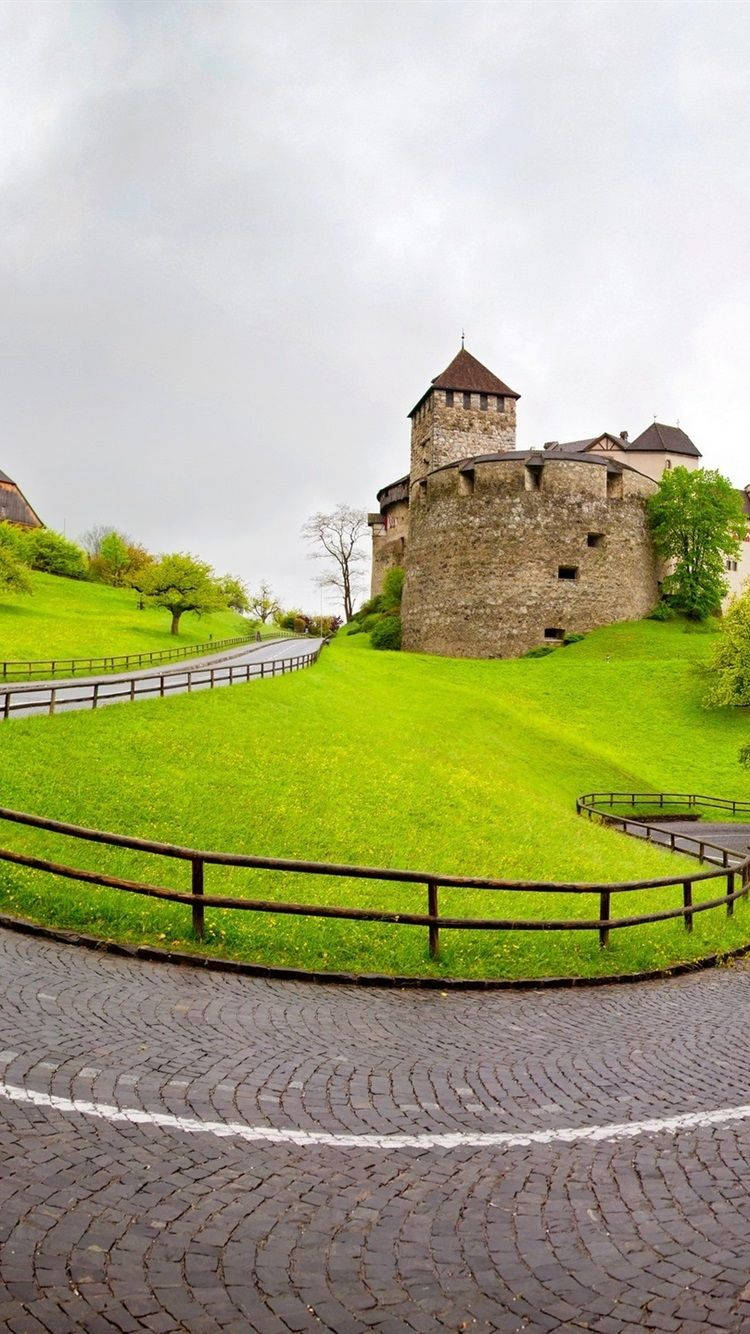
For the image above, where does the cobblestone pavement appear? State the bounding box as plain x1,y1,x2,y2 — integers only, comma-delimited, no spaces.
0,934,750,1333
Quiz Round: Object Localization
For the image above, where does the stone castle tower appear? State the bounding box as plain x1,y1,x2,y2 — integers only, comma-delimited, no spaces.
408,346,520,481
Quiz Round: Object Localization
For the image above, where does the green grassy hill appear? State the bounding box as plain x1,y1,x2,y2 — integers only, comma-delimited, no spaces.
0,617,746,981
0,572,251,665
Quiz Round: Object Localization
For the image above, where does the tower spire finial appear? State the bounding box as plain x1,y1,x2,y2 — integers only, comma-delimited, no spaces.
461,328,465,349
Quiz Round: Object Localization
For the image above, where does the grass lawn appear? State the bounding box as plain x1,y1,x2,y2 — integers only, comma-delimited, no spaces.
0,618,748,981
0,572,252,668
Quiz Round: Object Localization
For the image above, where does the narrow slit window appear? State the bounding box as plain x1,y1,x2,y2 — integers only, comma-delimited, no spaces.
587,532,604,548
606,471,623,498
558,566,578,580
496,396,505,412
480,392,488,411
524,465,542,492
463,391,471,409
445,390,454,407
458,469,475,496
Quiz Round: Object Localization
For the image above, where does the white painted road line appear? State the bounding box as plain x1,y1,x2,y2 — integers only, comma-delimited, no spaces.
0,1079,749,1151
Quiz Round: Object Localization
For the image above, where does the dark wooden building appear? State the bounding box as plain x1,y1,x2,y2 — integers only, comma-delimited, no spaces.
0,470,42,528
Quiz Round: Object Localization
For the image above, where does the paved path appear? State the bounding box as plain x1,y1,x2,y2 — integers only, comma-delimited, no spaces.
2,637,322,719
1,931,750,1331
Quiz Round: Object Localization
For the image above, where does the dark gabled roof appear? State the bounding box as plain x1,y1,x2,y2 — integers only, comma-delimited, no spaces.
409,347,519,416
0,472,43,527
628,423,701,457
543,433,627,455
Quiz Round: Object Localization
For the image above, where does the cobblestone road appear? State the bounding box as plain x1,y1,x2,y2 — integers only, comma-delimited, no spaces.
0,932,749,1331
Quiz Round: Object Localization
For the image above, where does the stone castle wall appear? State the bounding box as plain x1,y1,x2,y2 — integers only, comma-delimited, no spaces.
410,389,516,480
400,456,659,658
369,497,409,597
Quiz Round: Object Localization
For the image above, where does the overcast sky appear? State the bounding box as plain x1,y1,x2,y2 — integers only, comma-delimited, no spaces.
2,0,749,611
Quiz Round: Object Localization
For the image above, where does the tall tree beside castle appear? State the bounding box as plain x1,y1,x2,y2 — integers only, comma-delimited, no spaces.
648,468,746,620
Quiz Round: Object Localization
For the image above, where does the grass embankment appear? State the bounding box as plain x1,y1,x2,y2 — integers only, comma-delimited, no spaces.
0,619,747,981
0,573,251,669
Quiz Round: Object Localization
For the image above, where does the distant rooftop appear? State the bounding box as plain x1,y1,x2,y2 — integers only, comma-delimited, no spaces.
543,424,701,459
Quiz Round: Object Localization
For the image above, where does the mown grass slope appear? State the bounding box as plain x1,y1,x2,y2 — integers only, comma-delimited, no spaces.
0,619,746,979
0,572,251,665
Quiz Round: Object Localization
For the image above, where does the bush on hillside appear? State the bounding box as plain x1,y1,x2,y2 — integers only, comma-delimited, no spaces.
562,632,585,646
522,645,555,658
24,529,87,579
381,566,404,613
648,601,675,622
345,621,362,635
361,613,383,634
0,545,32,598
370,615,402,651
355,594,382,620
0,523,30,562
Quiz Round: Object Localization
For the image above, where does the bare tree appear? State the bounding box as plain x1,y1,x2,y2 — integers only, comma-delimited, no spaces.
80,524,130,556
249,580,281,623
302,504,368,622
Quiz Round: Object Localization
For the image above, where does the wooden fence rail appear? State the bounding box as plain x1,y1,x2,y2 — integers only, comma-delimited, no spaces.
0,790,746,961
0,646,322,720
0,628,296,681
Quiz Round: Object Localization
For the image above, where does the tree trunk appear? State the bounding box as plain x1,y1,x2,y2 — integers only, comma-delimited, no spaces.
171,610,182,635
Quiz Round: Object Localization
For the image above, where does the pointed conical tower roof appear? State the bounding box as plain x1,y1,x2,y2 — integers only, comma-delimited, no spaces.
409,346,519,416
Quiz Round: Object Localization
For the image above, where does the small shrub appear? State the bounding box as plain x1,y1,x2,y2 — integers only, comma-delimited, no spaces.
357,595,383,619
24,529,87,579
345,621,362,635
562,632,585,646
648,601,674,622
361,613,383,634
522,645,555,659
370,615,402,651
739,743,750,769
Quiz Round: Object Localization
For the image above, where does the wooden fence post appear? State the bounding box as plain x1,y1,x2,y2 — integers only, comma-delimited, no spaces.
191,857,205,940
427,881,439,959
682,880,693,932
599,890,610,948
727,871,735,917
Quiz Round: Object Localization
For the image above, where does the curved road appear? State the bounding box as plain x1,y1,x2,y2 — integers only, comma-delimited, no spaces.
3,637,322,718
1,930,750,1331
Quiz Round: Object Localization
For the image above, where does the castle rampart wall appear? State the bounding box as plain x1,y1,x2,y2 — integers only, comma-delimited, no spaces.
401,457,659,658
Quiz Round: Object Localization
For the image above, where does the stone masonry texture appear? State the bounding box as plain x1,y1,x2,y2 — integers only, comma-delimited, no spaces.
401,455,659,658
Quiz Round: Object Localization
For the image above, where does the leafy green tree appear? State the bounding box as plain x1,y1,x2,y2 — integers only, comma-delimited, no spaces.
0,546,32,598
134,553,224,635
96,531,130,585
249,580,280,623
219,575,250,614
704,588,750,707
648,468,746,619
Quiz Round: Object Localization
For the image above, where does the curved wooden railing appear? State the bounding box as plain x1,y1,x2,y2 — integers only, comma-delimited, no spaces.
0,789,746,962
0,642,321,720
0,627,296,682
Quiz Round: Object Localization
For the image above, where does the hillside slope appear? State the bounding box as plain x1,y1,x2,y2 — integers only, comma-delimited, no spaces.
0,572,250,663
0,619,746,979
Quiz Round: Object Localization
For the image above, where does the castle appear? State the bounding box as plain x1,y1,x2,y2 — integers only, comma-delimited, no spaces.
369,346,750,658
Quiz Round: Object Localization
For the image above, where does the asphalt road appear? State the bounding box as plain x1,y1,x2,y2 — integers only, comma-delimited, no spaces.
0,637,322,719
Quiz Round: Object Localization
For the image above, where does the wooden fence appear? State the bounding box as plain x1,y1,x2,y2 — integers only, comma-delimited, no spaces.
0,789,745,960
0,645,322,720
0,628,296,681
